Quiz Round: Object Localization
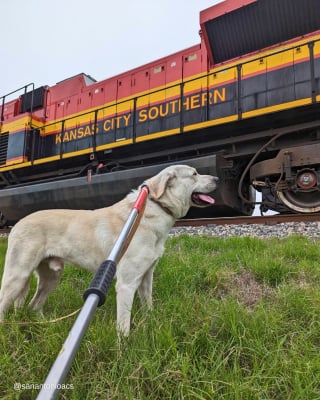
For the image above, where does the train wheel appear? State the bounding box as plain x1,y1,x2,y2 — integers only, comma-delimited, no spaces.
276,190,320,213
276,169,320,213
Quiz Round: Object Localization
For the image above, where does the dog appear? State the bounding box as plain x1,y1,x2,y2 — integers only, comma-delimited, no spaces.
0,165,218,335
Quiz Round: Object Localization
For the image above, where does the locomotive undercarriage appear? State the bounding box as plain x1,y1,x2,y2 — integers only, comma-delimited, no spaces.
250,143,320,214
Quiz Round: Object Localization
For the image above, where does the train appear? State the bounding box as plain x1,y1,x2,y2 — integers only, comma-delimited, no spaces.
0,0,319,225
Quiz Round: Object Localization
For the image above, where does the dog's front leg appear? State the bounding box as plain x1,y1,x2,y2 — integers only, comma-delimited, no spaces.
138,259,158,309
115,281,137,336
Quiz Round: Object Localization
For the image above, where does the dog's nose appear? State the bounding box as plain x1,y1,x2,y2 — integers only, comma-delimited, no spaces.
213,176,220,185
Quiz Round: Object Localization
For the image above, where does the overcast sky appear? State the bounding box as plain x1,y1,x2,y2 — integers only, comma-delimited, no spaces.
1,0,222,96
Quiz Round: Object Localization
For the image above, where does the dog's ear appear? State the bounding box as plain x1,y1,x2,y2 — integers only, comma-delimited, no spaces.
146,170,175,200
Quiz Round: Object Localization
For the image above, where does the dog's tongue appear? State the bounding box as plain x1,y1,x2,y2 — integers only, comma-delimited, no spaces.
197,193,215,204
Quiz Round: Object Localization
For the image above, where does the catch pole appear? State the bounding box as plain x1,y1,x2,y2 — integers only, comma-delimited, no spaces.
36,184,149,400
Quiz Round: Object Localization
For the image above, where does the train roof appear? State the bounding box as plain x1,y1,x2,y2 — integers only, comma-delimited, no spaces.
200,0,320,64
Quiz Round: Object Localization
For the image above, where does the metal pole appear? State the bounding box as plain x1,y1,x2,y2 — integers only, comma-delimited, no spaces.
37,184,149,400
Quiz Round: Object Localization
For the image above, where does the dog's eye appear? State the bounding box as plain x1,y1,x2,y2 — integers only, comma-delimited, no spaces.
193,171,197,176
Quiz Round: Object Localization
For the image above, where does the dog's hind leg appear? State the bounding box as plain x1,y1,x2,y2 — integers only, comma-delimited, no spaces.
0,240,43,321
0,272,31,322
14,279,31,310
29,258,64,317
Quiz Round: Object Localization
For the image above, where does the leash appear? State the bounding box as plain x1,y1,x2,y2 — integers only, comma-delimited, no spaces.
0,308,81,326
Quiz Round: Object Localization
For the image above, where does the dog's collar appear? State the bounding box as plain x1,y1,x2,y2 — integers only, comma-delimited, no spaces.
149,198,175,218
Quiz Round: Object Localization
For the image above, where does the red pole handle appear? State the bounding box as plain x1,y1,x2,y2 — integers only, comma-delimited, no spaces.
133,184,149,212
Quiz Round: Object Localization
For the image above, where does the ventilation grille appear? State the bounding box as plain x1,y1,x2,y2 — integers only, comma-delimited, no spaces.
20,86,46,113
204,0,320,64
0,132,9,165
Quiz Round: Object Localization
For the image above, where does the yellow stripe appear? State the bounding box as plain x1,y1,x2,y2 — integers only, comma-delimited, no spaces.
5,156,29,166
226,33,320,72
35,139,133,163
30,118,44,129
183,115,238,132
95,138,133,152
242,98,312,119
315,39,320,56
183,76,208,93
136,115,238,142
1,117,30,133
1,116,44,134
135,128,180,143
33,155,61,165
0,161,31,171
61,148,93,159
208,68,236,87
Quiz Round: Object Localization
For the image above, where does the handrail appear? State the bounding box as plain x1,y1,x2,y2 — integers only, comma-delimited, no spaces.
0,83,35,122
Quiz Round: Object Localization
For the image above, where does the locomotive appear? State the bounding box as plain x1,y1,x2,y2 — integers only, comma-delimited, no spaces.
0,0,319,225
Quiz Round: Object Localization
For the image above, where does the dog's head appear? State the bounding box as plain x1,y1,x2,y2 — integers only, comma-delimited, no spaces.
145,165,219,219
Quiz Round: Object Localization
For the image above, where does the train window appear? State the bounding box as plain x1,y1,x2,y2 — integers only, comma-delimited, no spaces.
185,54,197,62
154,66,164,74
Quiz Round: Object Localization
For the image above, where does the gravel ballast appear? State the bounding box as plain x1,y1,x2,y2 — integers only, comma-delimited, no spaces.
170,221,320,239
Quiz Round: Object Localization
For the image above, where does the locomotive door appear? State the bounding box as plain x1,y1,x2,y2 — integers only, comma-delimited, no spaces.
131,69,150,140
25,127,40,163
115,75,134,143
182,48,208,127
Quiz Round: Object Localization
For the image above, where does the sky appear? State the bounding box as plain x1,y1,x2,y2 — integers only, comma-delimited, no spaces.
0,0,221,96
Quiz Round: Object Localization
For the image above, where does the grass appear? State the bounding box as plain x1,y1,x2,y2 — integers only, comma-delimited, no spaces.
0,234,320,399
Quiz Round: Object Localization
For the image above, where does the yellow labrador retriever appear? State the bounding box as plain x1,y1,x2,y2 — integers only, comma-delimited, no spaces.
0,165,218,335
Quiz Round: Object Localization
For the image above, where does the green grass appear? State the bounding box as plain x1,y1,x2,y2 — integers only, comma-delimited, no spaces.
0,234,320,399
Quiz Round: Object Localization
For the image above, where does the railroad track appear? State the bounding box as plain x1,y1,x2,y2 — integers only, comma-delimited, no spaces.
0,214,319,236
174,213,320,227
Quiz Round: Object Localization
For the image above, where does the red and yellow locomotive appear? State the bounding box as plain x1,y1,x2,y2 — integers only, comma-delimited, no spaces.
0,0,319,224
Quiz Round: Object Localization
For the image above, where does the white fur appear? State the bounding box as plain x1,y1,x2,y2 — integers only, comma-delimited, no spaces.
0,165,218,335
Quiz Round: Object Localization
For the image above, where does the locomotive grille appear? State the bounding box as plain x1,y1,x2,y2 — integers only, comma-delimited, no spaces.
0,132,9,165
20,86,46,113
